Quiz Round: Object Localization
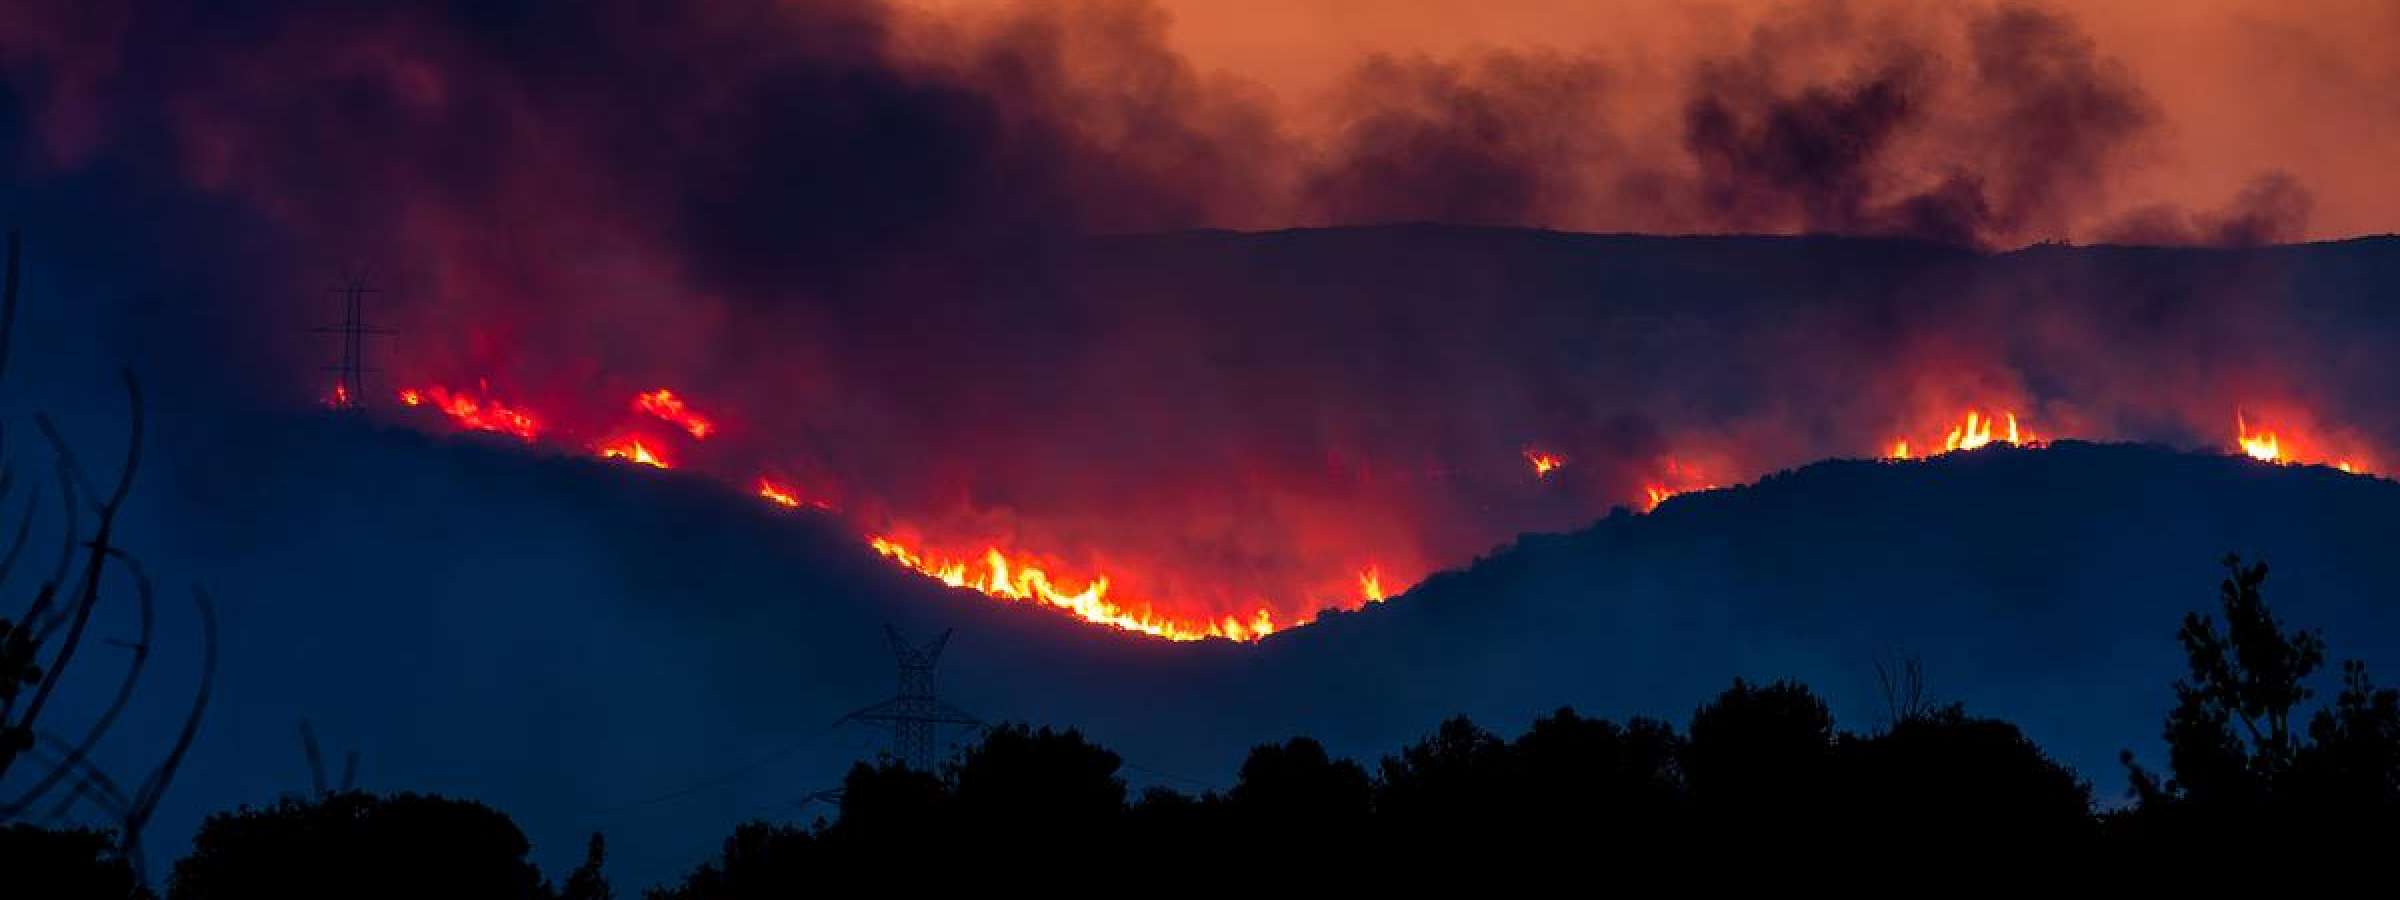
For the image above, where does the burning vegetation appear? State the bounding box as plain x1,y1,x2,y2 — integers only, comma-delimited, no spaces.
377,372,2380,644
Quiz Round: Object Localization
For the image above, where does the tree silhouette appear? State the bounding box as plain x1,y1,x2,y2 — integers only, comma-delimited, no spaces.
558,832,612,900
0,822,154,899
2121,554,2400,853
947,723,1124,851
1841,704,2093,852
643,822,815,900
1511,707,1685,848
1683,679,1835,819
2291,659,2400,816
1372,715,1510,849
166,792,549,900
1227,736,1369,855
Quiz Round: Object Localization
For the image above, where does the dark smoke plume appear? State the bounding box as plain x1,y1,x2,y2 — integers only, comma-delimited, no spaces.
0,0,2355,630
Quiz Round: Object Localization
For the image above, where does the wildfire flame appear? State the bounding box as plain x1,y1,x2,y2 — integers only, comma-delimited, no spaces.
399,384,541,441
2234,412,2365,474
2237,412,2282,462
867,536,1280,642
756,476,832,510
1523,448,1565,478
635,388,715,440
1642,457,1715,511
1887,409,2038,460
1359,566,1386,603
374,371,2387,644
597,436,671,469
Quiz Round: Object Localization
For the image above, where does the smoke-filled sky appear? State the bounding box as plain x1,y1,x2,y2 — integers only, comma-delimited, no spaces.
1019,0,2400,242
4,0,2398,637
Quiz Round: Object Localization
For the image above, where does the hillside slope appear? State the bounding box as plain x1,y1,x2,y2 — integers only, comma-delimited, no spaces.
55,412,2400,886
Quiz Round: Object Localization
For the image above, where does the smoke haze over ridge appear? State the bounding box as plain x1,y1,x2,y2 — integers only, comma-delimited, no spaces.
3,0,2396,631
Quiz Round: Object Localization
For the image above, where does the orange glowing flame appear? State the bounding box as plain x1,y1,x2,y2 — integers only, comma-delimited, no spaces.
2237,413,2282,462
635,389,715,440
1523,448,1565,478
757,478,802,507
1887,410,2038,459
400,385,541,441
1359,566,1386,603
756,476,832,510
328,382,353,409
1642,457,1715,511
597,437,671,469
2232,412,2367,474
867,536,1282,642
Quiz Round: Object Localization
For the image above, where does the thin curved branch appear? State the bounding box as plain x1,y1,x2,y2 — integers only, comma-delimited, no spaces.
23,735,135,820
0,488,35,591
24,458,78,636
15,375,142,743
125,586,215,840
2,547,155,817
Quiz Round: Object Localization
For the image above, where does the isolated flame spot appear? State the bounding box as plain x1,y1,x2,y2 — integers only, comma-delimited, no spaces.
756,476,832,510
1523,448,1565,478
1359,566,1385,603
597,436,671,469
635,388,715,440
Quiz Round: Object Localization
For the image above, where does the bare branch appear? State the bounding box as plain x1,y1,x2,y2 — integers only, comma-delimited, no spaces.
2,547,155,817
23,458,78,636
13,375,144,752
0,490,40,591
124,586,217,841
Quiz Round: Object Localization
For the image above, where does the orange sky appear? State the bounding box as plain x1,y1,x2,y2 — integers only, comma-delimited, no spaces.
911,0,2400,240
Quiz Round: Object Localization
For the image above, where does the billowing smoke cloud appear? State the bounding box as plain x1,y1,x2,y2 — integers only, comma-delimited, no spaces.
2096,171,2317,247
0,0,2381,635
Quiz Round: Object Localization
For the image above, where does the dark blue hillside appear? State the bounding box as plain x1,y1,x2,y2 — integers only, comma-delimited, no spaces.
64,412,2400,887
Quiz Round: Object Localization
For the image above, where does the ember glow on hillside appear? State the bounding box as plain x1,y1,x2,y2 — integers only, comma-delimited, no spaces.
376,366,2382,643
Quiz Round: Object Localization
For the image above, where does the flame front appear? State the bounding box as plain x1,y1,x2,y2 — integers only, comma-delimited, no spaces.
867,536,1282,642
379,371,2388,645
399,385,541,441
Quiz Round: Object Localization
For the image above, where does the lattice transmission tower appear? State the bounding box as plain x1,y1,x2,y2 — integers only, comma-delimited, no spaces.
312,270,393,411
836,626,982,772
